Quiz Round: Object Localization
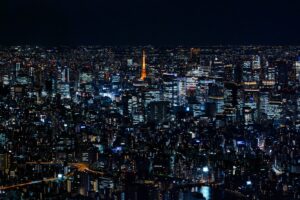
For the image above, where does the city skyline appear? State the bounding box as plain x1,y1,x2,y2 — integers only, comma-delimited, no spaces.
0,45,299,199
1,0,300,199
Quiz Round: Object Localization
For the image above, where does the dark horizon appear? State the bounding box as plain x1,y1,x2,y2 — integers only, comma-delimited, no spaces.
0,0,300,45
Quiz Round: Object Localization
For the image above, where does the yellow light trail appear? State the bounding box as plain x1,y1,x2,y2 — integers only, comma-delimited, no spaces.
0,162,104,191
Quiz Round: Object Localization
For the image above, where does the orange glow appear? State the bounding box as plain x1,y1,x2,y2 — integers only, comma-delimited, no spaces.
140,50,146,80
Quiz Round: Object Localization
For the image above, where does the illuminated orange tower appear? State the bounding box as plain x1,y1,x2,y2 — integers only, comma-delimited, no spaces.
140,50,146,80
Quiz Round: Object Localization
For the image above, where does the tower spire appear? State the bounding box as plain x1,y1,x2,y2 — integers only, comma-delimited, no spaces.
140,50,146,80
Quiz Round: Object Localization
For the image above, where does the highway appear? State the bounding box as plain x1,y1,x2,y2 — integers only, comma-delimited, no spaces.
0,162,104,191
0,177,57,190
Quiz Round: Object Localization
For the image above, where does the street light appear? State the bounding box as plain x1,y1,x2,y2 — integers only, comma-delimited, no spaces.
246,180,252,186
58,174,63,180
203,166,209,173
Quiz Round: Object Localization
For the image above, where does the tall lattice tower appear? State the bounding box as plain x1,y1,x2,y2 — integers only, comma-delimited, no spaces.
140,50,146,80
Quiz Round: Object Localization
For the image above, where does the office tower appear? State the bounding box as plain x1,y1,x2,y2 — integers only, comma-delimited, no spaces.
61,67,70,83
127,59,133,67
148,101,170,123
276,61,290,87
29,67,34,77
208,84,224,114
295,60,300,81
0,148,10,172
163,73,178,107
59,83,71,99
224,82,237,108
198,64,211,77
61,69,65,82
224,64,234,82
198,78,215,115
234,61,243,84
128,93,145,125
297,95,300,119
243,89,259,123
242,61,253,82
66,68,70,82
252,56,261,82
243,107,254,125
178,77,187,105
252,55,261,70
267,95,283,126
144,89,161,106
211,57,224,78
15,63,21,76
187,96,201,117
259,91,269,118
111,73,121,91
186,76,197,97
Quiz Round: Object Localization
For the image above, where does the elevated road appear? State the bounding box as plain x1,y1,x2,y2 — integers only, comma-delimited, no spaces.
0,162,104,191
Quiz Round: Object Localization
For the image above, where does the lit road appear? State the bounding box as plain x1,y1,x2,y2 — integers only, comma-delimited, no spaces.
0,162,104,191
72,163,104,175
25,162,104,175
0,177,58,190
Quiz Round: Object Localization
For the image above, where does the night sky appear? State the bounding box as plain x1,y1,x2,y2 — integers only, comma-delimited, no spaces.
0,0,299,45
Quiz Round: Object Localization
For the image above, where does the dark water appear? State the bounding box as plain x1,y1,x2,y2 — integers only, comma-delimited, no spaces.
123,185,242,200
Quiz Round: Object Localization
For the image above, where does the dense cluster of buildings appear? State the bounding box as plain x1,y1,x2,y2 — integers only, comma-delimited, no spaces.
0,45,299,199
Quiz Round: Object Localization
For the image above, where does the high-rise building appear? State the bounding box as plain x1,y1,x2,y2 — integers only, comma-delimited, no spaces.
127,59,133,67
276,61,290,87
61,66,70,83
252,55,261,70
242,61,253,82
211,57,224,78
208,84,224,114
15,62,21,77
295,60,300,81
148,101,170,123
163,73,178,107
0,148,10,173
224,64,234,82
